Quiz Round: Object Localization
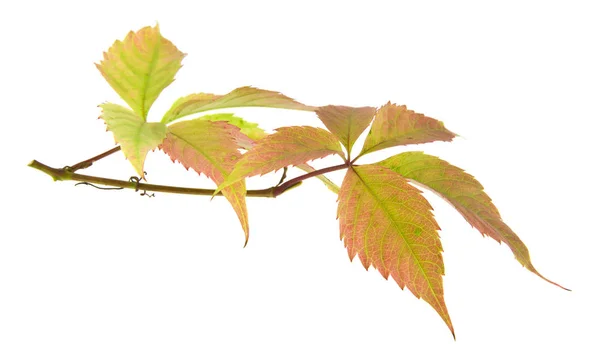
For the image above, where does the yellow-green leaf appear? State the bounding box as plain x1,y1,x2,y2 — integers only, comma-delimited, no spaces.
360,103,456,156
100,103,167,176
316,105,376,155
378,152,568,290
338,164,454,336
160,119,249,244
96,25,185,120
216,126,344,194
161,86,315,124
195,113,266,149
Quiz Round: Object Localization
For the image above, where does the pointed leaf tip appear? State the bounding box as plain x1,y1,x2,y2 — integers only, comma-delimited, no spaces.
360,103,456,156
160,119,249,243
338,164,454,335
97,25,185,120
378,151,567,291
99,103,166,176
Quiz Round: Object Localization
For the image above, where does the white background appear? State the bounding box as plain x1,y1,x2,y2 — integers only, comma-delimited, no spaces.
1,0,598,363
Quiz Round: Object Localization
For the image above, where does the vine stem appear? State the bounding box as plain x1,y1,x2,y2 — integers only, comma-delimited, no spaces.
28,159,348,198
271,162,349,197
67,146,121,172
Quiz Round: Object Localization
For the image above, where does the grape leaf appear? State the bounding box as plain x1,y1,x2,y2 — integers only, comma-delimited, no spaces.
161,86,315,124
338,164,454,336
359,103,456,156
316,105,376,155
216,126,344,193
100,103,167,176
160,119,249,243
378,152,568,290
96,25,185,120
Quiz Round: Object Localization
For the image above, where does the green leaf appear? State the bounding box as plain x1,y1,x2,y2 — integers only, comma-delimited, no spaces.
216,126,344,194
359,103,456,157
100,103,167,176
194,113,267,149
338,164,454,337
161,86,315,124
96,25,185,120
378,152,568,290
316,105,376,155
160,119,249,244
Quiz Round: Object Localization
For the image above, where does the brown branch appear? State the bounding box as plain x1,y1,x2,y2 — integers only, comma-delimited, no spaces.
28,159,346,198
66,146,121,172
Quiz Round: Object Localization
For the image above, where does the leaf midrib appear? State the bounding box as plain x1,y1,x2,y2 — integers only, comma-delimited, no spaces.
140,34,161,121
352,166,446,314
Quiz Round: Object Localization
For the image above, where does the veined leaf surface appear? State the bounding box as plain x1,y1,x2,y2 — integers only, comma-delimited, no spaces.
96,25,185,120
100,103,167,176
338,164,454,336
378,152,567,290
194,113,266,149
161,86,315,124
316,105,376,155
216,126,344,193
160,119,249,243
192,115,340,194
359,103,456,156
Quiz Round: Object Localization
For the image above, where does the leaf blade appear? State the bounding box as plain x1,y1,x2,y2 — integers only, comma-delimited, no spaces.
378,152,567,290
338,164,454,336
360,103,456,156
160,119,249,243
161,86,315,124
316,105,376,155
99,103,167,176
96,25,185,120
216,126,344,193
194,113,266,149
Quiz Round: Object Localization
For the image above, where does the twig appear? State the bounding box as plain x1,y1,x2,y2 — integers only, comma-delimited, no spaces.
29,160,348,198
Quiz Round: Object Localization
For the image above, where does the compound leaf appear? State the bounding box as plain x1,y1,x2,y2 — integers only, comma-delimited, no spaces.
378,152,567,290
100,103,167,176
96,25,185,120
360,103,456,157
160,119,249,243
316,105,376,155
216,126,344,193
338,164,454,336
161,86,315,124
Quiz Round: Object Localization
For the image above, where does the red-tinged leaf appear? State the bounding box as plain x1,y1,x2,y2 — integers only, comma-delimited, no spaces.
338,164,454,337
100,103,166,176
96,25,185,120
160,119,249,244
194,113,266,149
359,103,456,156
161,86,315,124
216,126,344,193
378,152,568,290
316,105,376,155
